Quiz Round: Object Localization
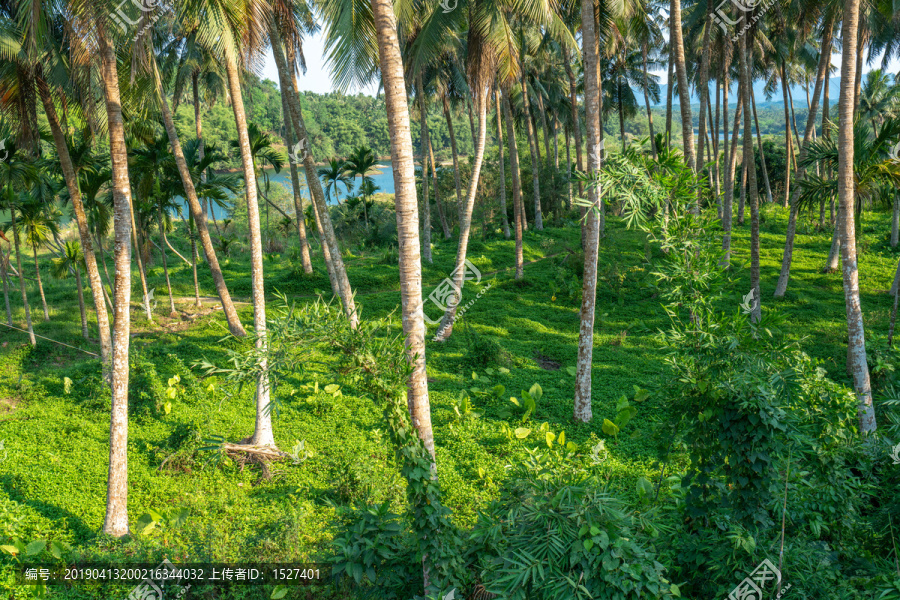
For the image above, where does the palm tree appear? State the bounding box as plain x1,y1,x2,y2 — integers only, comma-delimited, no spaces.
836,0,877,433
344,145,378,228
0,142,37,346
573,0,603,423
18,195,60,322
319,158,353,204
740,30,761,323
371,0,436,472
669,0,695,172
501,88,526,279
1,242,11,326
52,241,89,339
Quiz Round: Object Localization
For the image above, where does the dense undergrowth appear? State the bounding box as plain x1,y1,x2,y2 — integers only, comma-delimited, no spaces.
1,196,900,598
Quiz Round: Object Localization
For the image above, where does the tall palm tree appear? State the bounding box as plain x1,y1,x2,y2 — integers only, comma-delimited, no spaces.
837,0,877,433
740,30,761,323
18,195,60,322
319,158,352,203
371,0,436,470
51,240,89,339
343,145,378,228
669,0,695,171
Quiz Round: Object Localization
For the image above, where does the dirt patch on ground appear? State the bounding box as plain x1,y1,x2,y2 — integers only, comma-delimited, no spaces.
533,351,561,371
0,397,20,414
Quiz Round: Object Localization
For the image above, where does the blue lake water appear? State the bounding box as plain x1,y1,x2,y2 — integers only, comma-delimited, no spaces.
179,163,397,221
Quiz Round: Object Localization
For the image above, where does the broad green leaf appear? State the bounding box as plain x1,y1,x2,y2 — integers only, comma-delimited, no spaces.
49,541,63,559
637,477,654,498
557,431,566,446
545,432,556,447
26,540,46,556
163,402,172,415
477,467,485,479
509,397,520,407
529,383,543,401
166,387,177,399
63,377,73,394
615,406,638,428
271,585,288,599
472,372,478,380
670,584,682,597
497,367,510,374
324,384,340,394
601,419,620,437
514,427,531,439
583,538,594,551
566,366,577,376
0,545,18,556
633,386,650,402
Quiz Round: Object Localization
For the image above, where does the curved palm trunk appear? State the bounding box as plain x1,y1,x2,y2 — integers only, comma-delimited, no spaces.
1,248,11,326
740,34,761,322
502,91,525,279
781,62,793,207
189,215,200,307
279,89,313,274
750,89,773,204
153,59,247,337
722,84,742,265
75,267,88,339
98,25,132,537
129,201,152,322
696,3,713,210
372,0,435,467
9,210,35,345
836,0,876,433
419,82,433,264
442,95,463,213
664,50,674,148
495,89,511,239
574,0,602,423
32,243,49,321
224,50,275,448
773,17,833,296
520,76,543,230
433,85,490,341
670,0,695,171
271,28,358,327
157,211,177,318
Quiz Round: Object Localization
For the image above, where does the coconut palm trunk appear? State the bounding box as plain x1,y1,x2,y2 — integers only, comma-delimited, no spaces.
740,33,761,322
153,62,246,334
278,88,313,274
520,75,543,230
31,242,49,320
271,27,358,327
670,0,695,171
892,196,899,248
665,50,674,147
781,61,793,207
574,0,602,423
502,91,525,279
98,24,132,537
836,0,876,433
773,16,833,297
495,88,511,239
695,2,713,209
74,266,88,339
442,95,463,212
563,47,583,194
722,83,743,264
750,90,773,204
419,81,433,264
156,211,177,318
1,247,11,326
223,50,275,448
371,0,436,465
641,43,658,161
9,209,35,345
128,199,152,322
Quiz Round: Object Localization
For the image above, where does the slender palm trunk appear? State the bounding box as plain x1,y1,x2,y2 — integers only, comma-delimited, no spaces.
434,82,490,340
712,81,721,202
740,34,761,322
189,216,200,307
9,210,34,345
836,0,876,433
31,242,49,321
428,137,442,242
157,212,177,318
272,28,358,327
419,81,433,264
696,2,713,209
372,0,435,467
891,257,900,297
565,124,572,209
442,95,463,214
574,0,602,423
279,88,313,275
502,91,525,279
224,50,275,448
563,47,583,195
520,76,543,230
671,0,695,170
722,84,742,265
738,151,747,225
781,62,793,207
665,49,674,148
892,195,899,248
642,43,658,161
1,248,11,326
773,17,832,297
98,24,131,537
750,89,773,204
153,61,244,335
721,53,730,221
129,201,152,322
495,88,511,239
75,267,88,339
193,72,205,171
